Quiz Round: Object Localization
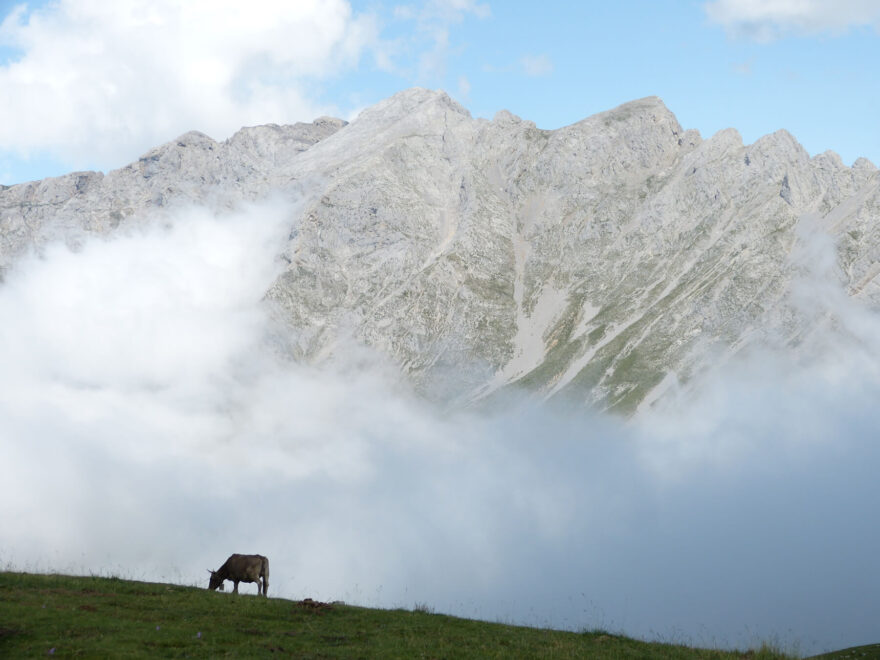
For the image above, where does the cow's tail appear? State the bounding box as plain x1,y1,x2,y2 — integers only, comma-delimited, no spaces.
261,556,270,596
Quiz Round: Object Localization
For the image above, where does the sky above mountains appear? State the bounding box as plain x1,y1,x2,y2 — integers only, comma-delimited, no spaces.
0,0,878,185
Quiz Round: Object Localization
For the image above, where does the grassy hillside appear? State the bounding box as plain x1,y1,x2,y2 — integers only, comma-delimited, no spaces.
0,571,836,658
810,646,880,660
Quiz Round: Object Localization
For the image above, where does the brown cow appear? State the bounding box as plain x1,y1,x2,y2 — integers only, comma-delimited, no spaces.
208,553,269,596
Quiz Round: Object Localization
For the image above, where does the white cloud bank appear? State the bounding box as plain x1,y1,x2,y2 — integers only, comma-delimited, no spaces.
1,202,879,656
0,0,377,170
705,0,880,40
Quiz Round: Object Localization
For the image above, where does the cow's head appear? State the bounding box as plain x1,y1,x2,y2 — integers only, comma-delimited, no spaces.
207,570,224,591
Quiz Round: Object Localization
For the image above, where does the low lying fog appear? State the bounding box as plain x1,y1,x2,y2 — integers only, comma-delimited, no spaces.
1,202,877,655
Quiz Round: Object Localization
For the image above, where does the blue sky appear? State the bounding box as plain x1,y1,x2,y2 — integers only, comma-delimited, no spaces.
1,0,879,185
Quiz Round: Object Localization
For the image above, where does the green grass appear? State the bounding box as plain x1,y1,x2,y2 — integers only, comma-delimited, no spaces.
808,645,880,660
0,571,850,659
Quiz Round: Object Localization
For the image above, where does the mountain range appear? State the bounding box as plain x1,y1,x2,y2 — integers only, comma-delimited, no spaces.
2,87,878,414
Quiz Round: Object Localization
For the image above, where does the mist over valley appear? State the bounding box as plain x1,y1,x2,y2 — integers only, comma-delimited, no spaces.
2,89,879,655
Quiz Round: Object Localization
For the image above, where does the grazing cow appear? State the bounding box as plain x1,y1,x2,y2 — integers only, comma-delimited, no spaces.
208,554,269,596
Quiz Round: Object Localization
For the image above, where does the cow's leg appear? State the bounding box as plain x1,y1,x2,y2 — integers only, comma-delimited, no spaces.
233,581,239,594
262,575,269,597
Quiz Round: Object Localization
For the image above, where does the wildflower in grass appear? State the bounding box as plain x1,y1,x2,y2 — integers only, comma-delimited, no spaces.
156,625,160,631
48,648,55,655
196,631,202,639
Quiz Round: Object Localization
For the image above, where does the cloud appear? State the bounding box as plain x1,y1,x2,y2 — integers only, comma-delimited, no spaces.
1,201,880,656
457,74,471,99
422,0,491,21
704,0,880,40
520,53,553,77
391,0,491,82
731,58,754,75
0,1,378,171
479,53,553,78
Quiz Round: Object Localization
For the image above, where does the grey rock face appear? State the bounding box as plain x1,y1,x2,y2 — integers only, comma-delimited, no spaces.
2,88,878,414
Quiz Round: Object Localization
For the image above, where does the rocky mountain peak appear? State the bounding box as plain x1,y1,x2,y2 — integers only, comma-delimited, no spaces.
853,156,879,173
356,87,471,126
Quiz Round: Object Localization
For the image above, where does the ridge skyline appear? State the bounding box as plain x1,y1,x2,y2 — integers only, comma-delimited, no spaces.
5,88,877,190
